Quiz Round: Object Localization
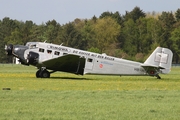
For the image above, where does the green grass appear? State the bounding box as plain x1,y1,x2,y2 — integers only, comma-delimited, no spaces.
0,64,180,120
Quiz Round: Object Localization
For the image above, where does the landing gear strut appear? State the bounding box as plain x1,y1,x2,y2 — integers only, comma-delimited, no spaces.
36,68,50,78
156,74,161,79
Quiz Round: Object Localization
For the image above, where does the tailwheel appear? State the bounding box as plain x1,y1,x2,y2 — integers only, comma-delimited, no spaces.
36,68,50,78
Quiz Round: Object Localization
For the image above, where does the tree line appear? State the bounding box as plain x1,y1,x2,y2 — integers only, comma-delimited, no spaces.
0,6,180,63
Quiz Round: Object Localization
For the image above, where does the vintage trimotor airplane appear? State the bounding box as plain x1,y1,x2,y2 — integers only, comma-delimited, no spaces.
5,42,173,79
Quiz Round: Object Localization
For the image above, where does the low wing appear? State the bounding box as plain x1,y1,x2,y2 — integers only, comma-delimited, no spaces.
42,54,86,75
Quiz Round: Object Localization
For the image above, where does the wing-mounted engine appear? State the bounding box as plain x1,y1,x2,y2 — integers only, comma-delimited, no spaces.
27,51,39,65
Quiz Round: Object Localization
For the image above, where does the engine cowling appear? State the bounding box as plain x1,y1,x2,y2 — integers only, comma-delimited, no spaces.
5,44,13,55
27,51,39,65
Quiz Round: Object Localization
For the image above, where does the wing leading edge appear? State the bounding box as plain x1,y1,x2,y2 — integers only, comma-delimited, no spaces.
42,54,85,75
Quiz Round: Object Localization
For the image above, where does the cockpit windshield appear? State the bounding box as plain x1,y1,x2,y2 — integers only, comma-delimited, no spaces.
30,44,37,49
26,42,38,49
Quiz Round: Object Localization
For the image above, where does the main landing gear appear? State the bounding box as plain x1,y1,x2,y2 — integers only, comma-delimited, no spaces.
36,68,51,78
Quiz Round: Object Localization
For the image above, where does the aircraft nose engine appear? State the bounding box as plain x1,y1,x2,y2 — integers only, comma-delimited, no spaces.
27,51,39,65
5,44,13,55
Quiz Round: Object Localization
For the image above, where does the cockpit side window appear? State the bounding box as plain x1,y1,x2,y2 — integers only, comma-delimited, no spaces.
39,48,44,53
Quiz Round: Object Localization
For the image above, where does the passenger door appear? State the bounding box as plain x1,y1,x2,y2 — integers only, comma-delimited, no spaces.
85,58,94,70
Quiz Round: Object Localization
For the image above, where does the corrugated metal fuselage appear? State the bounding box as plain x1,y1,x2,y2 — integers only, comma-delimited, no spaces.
24,42,147,76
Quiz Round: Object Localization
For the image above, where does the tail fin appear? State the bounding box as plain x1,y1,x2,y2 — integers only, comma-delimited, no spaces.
143,47,173,74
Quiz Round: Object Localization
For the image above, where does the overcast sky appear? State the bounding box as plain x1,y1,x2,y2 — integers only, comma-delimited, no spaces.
0,0,180,25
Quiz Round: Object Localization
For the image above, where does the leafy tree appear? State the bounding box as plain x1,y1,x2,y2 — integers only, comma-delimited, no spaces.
45,20,61,44
146,17,163,50
100,11,122,25
159,12,176,29
92,17,121,53
79,18,96,50
45,24,56,43
29,24,47,42
92,15,97,23
4,28,23,45
1,9,180,63
124,6,146,22
0,21,6,63
121,17,164,61
99,11,112,18
122,7,146,56
88,47,101,53
174,9,180,28
46,19,59,27
170,27,180,63
1,17,19,41
57,22,82,49
0,17,20,63
21,20,34,44
113,11,123,25
158,12,176,48
122,19,137,56
73,18,90,50
136,18,149,53
175,8,180,21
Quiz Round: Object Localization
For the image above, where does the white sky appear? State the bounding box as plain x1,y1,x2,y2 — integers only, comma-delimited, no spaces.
0,0,180,25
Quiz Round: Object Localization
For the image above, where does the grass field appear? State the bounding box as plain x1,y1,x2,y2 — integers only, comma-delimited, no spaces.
0,64,180,120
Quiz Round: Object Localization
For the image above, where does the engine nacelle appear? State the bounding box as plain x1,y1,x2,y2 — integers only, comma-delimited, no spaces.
5,44,13,55
27,51,39,65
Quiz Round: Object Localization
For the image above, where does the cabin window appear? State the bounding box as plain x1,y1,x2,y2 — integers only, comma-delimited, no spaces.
54,51,60,55
39,48,44,53
47,50,52,54
87,58,93,62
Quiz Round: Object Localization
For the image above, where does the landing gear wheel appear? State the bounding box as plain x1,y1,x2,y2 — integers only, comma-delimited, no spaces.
41,70,50,78
36,70,41,78
36,69,50,78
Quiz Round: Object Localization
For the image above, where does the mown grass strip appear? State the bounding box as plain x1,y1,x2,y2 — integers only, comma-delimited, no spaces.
0,90,180,120
0,64,180,120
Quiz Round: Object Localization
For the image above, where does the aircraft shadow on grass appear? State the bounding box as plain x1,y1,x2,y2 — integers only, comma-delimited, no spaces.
49,77,92,80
